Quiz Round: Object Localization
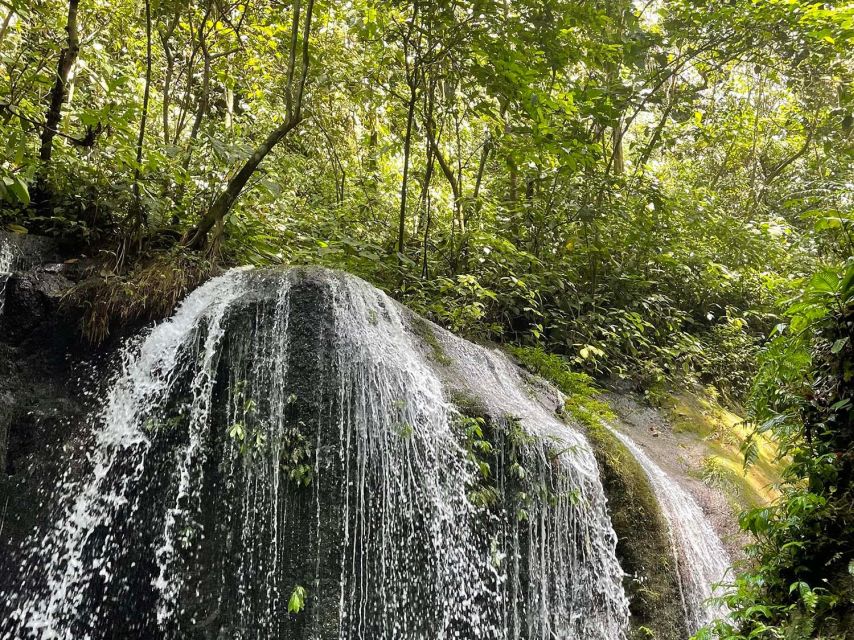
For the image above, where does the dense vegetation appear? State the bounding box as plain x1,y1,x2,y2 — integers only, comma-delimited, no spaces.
700,266,853,639
1,0,852,637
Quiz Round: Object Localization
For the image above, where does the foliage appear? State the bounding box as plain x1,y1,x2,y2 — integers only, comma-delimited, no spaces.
507,345,614,425
701,456,742,499
226,385,313,485
698,262,854,639
455,414,497,508
288,585,307,615
63,250,216,343
0,0,849,397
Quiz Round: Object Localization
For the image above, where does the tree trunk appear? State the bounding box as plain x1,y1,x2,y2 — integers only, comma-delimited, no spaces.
182,117,301,249
39,0,80,164
159,11,180,144
397,78,418,256
132,0,153,213
0,7,14,47
612,119,624,175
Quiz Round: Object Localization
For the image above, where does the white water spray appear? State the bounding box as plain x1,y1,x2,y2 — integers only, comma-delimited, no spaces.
0,236,15,316
610,427,730,632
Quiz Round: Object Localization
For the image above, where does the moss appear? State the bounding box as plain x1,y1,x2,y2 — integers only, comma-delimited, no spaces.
668,391,781,510
448,389,489,418
583,419,687,640
508,345,597,397
410,315,452,366
508,345,617,423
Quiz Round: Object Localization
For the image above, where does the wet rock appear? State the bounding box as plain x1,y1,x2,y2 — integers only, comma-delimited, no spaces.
0,231,61,271
0,236,91,583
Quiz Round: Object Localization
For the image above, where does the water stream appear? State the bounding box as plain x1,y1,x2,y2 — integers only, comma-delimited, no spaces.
610,428,731,632
0,236,14,316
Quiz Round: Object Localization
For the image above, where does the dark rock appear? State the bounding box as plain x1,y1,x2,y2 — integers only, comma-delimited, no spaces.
0,270,74,342
0,238,95,581
0,231,61,271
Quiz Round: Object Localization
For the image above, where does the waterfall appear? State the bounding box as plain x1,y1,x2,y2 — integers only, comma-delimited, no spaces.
0,238,12,273
609,427,730,632
0,267,630,640
0,236,14,316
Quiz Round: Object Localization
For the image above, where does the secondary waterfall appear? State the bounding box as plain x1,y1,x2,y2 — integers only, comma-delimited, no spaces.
610,428,730,632
0,267,631,640
0,237,14,316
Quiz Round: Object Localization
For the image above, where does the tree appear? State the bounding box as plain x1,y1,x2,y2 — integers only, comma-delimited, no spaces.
182,0,316,250
38,0,80,167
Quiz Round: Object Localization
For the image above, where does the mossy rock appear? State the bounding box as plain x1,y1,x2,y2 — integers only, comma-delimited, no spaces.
506,345,688,638
448,389,489,418
409,315,452,366
583,420,687,640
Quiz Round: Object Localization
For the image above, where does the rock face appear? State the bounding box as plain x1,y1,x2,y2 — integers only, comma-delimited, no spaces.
0,231,61,274
0,229,76,470
0,263,736,640
0,267,632,640
0,233,91,596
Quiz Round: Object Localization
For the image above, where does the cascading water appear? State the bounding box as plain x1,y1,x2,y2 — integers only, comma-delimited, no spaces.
0,266,630,640
609,427,730,632
0,239,12,273
0,237,14,316
425,321,631,639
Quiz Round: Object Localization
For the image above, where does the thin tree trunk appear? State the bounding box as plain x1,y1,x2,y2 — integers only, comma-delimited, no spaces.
395,0,421,257
612,119,624,175
0,7,14,47
132,0,153,214
172,33,209,210
397,77,418,256
420,129,434,279
630,90,676,184
160,13,179,144
425,119,466,272
225,84,234,133
421,196,431,280
187,27,211,148
416,134,434,236
472,136,490,206
39,0,80,164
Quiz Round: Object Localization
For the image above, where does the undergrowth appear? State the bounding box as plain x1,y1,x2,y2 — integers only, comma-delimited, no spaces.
507,345,614,424
63,250,217,344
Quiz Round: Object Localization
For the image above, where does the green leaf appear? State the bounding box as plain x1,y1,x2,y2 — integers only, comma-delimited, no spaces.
809,270,840,295
7,177,30,206
288,585,307,614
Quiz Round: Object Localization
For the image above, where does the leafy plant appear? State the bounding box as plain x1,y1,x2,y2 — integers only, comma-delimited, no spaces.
699,262,854,639
288,585,307,615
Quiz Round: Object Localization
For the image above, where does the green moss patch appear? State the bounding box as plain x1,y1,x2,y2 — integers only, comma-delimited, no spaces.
410,316,452,366
448,389,488,419
668,391,781,510
508,345,615,423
